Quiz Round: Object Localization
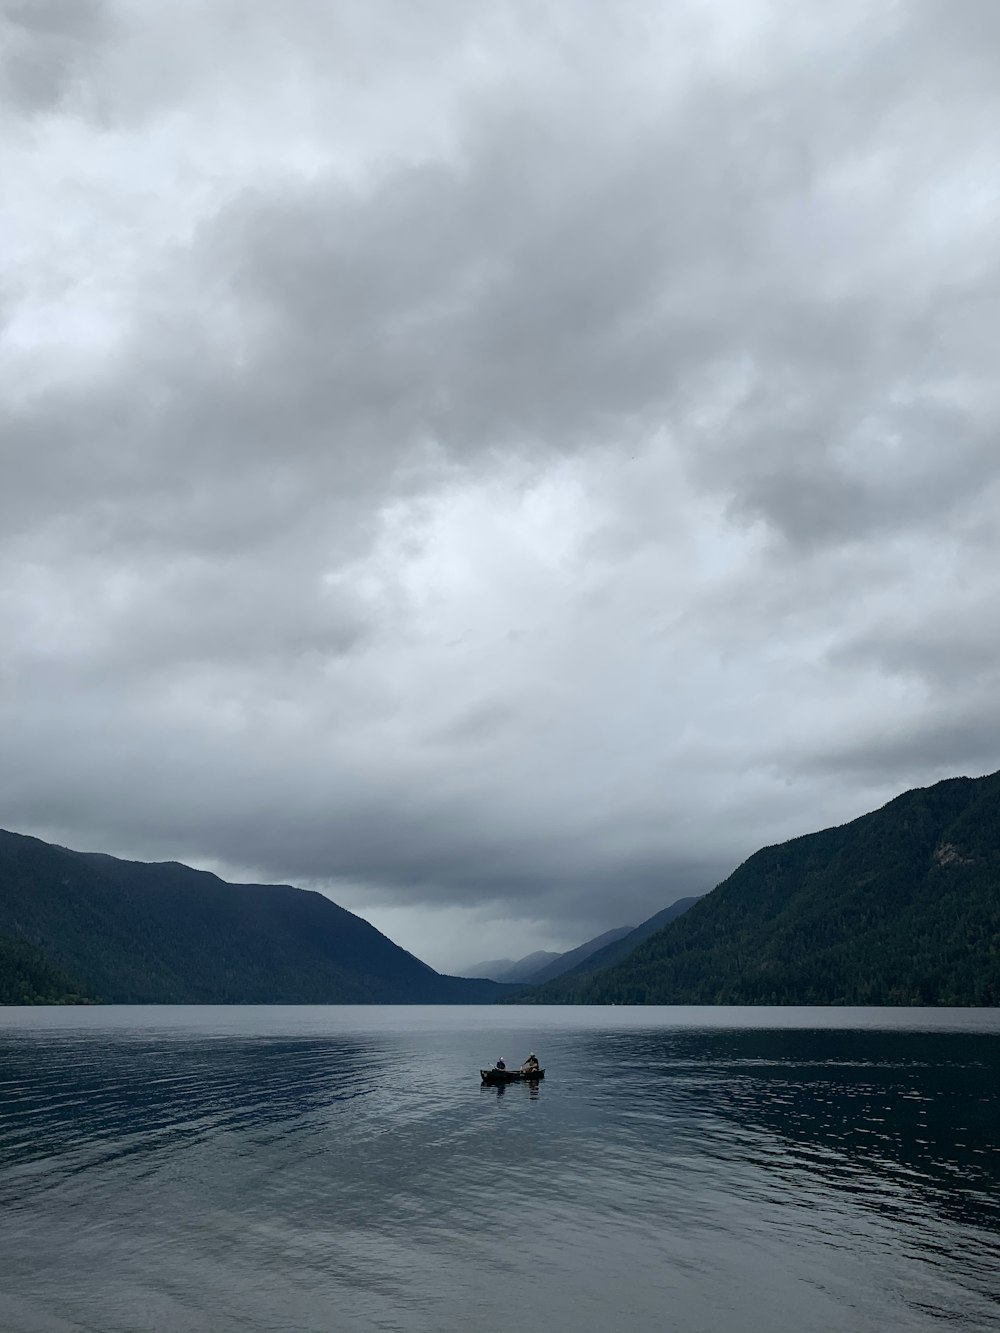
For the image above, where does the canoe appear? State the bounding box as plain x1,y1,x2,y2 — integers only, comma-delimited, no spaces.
480,1067,544,1083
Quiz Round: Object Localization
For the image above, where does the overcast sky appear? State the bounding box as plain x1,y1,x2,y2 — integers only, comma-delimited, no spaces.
2,0,998,971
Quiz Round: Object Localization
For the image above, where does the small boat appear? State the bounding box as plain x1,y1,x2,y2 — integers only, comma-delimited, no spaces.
480,1067,544,1084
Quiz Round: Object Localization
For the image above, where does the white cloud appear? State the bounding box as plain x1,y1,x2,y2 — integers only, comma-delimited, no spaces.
2,0,998,963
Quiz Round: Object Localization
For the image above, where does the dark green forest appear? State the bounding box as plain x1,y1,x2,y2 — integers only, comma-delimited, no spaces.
514,772,1000,1006
0,932,95,1005
0,831,508,1005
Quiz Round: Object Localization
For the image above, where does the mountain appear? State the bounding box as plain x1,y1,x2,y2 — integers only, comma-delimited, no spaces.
459,957,518,981
498,951,562,982
461,927,638,984
460,950,561,983
471,904,698,988
526,927,637,983
0,830,509,1004
541,898,702,983
514,772,1000,1006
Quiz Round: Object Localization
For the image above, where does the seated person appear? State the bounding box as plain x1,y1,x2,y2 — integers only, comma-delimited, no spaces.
521,1052,540,1072
495,1056,506,1070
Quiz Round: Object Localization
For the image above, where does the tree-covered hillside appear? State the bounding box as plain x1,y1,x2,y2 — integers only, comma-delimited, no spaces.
0,932,95,1005
515,773,1000,1006
0,831,506,1004
544,896,702,983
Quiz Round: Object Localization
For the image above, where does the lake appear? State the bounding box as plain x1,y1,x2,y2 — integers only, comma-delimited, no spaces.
1,1006,998,1332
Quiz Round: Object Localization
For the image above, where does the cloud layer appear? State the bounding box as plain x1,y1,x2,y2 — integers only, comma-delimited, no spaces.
3,1,999,967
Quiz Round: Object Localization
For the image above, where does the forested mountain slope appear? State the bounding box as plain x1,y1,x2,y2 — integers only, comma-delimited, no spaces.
515,773,1000,1006
0,831,507,1004
545,897,702,983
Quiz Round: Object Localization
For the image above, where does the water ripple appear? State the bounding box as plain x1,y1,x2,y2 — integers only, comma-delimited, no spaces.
1,1007,998,1332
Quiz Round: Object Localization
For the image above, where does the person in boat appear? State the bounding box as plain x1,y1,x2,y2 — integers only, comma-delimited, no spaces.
521,1052,540,1073
495,1056,506,1070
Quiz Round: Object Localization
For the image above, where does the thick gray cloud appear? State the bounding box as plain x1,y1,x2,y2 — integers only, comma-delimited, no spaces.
2,0,998,968
0,0,112,114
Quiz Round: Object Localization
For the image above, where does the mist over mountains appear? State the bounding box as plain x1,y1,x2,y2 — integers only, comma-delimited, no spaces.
460,929,633,984
2,770,998,1007
461,915,700,985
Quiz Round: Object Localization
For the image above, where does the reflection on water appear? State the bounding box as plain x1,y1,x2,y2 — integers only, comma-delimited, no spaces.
579,1028,999,1228
482,1076,541,1100
1,1006,997,1333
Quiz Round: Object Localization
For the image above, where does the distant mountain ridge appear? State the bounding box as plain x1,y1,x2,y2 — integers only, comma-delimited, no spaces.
548,897,703,982
460,956,519,981
468,903,703,988
461,927,637,984
493,950,563,983
527,928,637,984
0,831,510,1004
514,772,1000,1006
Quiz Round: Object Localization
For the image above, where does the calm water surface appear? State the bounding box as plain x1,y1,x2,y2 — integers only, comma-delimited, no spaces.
1,1006,998,1333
